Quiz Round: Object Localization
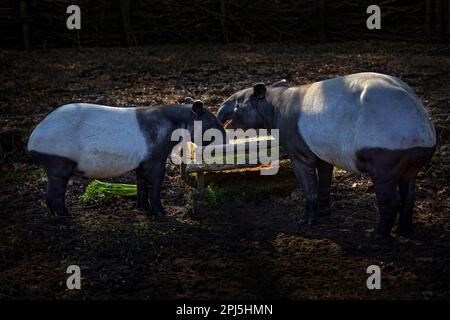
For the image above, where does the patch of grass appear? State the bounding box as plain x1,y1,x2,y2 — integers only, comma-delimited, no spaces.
431,154,445,166
133,222,150,236
202,183,228,208
29,167,46,180
0,165,46,185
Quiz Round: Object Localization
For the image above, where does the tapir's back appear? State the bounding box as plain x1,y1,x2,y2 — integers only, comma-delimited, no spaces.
28,103,149,177
296,72,436,172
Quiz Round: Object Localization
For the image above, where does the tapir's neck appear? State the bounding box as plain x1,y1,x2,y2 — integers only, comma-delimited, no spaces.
159,105,194,128
264,85,311,145
263,87,290,130
136,105,195,150
161,105,198,148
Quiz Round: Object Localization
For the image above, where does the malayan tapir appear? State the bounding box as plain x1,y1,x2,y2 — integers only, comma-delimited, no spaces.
218,72,436,237
28,100,226,221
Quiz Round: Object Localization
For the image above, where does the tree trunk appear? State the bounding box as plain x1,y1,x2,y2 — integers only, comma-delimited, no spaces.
318,0,326,43
435,0,443,38
447,0,450,34
220,0,229,43
20,0,31,49
119,0,135,46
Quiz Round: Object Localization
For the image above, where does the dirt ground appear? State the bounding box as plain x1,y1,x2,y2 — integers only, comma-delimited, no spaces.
0,42,449,300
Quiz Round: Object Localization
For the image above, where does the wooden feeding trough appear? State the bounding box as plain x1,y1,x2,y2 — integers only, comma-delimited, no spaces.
173,133,286,189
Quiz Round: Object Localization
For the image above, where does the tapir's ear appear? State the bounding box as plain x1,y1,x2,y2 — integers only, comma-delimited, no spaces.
271,79,288,88
253,83,266,99
184,97,194,104
192,100,204,116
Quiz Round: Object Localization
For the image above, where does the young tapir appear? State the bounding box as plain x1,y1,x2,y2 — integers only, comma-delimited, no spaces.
28,101,226,220
218,72,436,237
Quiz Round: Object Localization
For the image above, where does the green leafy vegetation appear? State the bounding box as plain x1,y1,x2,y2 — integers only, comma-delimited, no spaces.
80,180,137,205
29,167,46,180
202,183,227,208
0,165,46,185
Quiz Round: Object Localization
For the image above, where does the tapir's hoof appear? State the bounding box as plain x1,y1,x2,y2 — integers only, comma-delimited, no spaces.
396,226,414,238
54,214,73,225
318,208,331,217
298,213,316,226
153,210,166,218
366,229,393,243
146,208,166,219
137,205,150,213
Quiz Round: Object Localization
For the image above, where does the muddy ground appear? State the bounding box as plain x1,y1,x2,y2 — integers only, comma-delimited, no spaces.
0,42,449,299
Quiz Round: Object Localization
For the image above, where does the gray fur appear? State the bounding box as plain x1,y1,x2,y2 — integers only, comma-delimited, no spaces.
29,102,226,219
219,72,436,237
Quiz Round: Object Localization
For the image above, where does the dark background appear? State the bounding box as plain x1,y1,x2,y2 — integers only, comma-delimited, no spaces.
1,0,449,49
0,1,449,300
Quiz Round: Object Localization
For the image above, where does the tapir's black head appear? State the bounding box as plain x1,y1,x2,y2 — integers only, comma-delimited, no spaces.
218,79,288,129
189,100,227,145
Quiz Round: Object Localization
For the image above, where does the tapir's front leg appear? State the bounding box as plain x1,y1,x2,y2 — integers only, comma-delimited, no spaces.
147,159,167,217
290,154,319,225
137,157,166,217
135,165,150,211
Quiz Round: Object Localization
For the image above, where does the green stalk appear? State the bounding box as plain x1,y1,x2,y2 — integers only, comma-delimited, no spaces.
80,180,137,204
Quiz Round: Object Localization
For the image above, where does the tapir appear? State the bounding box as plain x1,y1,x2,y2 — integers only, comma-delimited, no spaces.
218,73,436,237
28,101,226,220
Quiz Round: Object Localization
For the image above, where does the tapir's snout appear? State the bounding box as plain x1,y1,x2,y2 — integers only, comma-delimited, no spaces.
217,125,229,145
217,101,235,124
224,119,234,129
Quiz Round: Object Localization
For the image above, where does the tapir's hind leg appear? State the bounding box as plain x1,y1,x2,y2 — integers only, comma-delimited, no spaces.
356,146,436,238
29,151,76,218
356,148,402,237
372,178,401,237
397,171,417,236
397,147,435,236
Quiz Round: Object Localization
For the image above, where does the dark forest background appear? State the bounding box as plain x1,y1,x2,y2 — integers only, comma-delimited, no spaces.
1,0,449,49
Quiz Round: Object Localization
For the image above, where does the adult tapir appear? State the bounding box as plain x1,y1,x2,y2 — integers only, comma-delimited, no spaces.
218,73,436,237
28,101,225,221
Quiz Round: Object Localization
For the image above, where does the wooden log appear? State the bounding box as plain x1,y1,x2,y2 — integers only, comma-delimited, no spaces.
174,134,290,176
185,162,263,174
198,137,279,164
196,171,205,190
179,147,187,181
180,163,187,181
201,147,278,165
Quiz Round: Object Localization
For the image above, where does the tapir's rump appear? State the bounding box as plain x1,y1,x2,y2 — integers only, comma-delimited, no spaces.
297,72,436,172
27,103,149,178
